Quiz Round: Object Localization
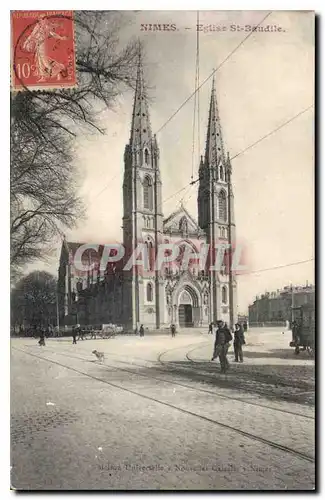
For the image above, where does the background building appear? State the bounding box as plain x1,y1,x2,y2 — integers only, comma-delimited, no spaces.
248,284,315,326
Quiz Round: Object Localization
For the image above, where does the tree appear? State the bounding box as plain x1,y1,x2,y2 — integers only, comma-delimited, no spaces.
11,11,140,281
11,271,57,330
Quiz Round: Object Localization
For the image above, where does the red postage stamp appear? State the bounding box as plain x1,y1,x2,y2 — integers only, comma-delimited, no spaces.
11,10,77,91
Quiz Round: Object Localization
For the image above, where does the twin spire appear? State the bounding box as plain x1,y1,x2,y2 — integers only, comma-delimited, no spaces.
129,55,226,170
129,52,152,147
204,74,225,168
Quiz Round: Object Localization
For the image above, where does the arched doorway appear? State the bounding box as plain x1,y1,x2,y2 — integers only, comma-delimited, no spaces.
178,286,199,327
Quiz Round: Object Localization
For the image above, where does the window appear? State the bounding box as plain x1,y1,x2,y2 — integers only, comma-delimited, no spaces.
146,282,153,302
143,176,153,210
218,190,227,222
222,285,228,304
144,148,149,165
219,165,224,181
148,242,154,270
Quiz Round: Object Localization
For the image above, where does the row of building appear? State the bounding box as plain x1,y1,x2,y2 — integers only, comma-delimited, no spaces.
248,284,315,326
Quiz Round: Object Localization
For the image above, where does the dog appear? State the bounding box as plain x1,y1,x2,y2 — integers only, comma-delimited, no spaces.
92,349,105,362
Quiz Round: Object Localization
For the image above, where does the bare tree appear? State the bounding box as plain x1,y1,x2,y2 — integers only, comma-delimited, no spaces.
11,271,57,331
11,11,140,280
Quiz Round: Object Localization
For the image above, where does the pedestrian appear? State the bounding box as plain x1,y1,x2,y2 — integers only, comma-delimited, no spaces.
77,325,84,340
243,321,248,332
208,322,213,335
233,323,245,362
291,320,301,354
211,320,232,373
171,323,176,337
38,327,45,346
139,324,144,337
72,326,77,345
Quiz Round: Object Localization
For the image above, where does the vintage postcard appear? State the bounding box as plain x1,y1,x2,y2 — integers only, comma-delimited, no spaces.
10,10,315,491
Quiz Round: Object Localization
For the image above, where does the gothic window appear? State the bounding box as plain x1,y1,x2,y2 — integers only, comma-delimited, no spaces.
179,216,188,235
143,176,153,211
148,241,154,270
218,190,227,222
222,285,228,304
144,148,149,165
146,282,153,302
219,165,224,181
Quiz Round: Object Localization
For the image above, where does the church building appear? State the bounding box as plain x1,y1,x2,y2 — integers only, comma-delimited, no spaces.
58,58,238,331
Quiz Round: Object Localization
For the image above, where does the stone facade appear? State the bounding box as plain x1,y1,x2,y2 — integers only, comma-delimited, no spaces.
248,285,315,325
58,59,238,331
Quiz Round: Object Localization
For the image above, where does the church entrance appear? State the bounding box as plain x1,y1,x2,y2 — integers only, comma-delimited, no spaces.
177,287,196,327
178,304,193,327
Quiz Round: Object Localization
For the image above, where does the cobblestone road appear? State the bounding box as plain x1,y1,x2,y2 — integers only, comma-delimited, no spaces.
11,328,315,490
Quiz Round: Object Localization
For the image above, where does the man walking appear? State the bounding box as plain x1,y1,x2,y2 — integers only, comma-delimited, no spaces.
139,324,145,337
211,321,232,373
170,323,176,338
72,326,77,345
233,323,245,362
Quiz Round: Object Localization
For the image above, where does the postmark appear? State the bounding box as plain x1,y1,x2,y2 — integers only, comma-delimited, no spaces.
11,10,77,91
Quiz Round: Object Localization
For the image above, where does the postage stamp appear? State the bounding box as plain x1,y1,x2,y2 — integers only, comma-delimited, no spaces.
11,10,77,91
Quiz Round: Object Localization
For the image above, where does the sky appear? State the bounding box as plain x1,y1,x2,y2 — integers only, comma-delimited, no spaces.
26,10,315,313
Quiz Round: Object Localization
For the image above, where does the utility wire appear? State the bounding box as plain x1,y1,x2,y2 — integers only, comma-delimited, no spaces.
240,258,314,276
154,11,271,136
189,104,314,187
231,105,314,161
87,11,271,204
157,101,312,212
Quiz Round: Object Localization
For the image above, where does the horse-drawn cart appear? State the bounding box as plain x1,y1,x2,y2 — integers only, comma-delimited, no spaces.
289,304,315,357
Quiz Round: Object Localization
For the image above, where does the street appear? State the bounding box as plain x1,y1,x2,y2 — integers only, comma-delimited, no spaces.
11,328,315,490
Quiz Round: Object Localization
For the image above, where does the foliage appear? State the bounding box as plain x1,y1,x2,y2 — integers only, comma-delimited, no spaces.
11,11,140,281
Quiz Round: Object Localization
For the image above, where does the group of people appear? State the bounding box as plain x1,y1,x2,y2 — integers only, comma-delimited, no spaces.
137,324,177,337
210,321,246,373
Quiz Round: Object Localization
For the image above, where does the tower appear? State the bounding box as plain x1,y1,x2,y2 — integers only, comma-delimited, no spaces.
197,76,237,326
122,54,164,330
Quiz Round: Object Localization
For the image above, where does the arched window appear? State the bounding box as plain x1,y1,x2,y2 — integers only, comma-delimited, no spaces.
218,190,227,222
222,285,228,304
146,282,153,302
144,148,149,165
148,241,154,271
143,176,153,211
219,165,224,181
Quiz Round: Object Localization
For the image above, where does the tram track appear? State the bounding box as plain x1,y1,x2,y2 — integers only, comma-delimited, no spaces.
20,342,314,420
13,346,315,464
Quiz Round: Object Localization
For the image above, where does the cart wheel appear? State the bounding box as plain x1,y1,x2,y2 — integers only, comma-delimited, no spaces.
295,346,300,355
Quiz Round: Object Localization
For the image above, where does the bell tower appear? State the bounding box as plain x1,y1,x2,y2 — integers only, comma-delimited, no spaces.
122,52,164,330
197,76,237,327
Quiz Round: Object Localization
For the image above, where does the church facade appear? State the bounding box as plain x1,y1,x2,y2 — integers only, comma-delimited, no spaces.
58,60,238,331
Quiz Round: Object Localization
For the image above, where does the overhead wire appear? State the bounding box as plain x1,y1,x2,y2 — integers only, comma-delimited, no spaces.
89,11,272,204
239,259,314,277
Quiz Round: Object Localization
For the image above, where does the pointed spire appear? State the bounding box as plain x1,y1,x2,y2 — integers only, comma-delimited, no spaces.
204,73,225,168
129,49,152,148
